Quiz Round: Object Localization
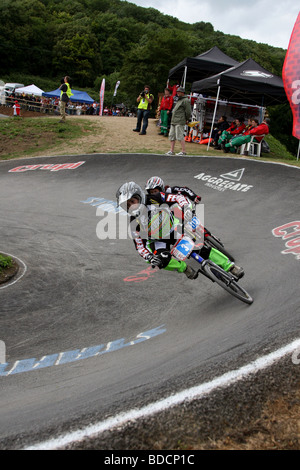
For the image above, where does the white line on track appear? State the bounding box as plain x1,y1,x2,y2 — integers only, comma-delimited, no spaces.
0,254,27,289
25,337,300,450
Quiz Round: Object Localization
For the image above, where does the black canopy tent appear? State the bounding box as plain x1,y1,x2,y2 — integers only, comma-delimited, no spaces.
191,58,287,106
191,58,287,149
168,46,239,88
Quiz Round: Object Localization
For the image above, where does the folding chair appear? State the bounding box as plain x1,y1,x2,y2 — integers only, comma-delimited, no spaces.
240,135,265,157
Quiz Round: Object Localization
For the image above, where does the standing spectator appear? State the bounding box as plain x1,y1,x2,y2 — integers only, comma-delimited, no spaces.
13,100,21,117
59,76,73,122
68,102,75,115
92,101,98,114
76,102,82,115
166,87,191,156
133,85,154,135
159,88,173,136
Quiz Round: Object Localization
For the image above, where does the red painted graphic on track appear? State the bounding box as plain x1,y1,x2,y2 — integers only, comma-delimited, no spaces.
272,221,300,260
8,161,85,173
124,266,157,283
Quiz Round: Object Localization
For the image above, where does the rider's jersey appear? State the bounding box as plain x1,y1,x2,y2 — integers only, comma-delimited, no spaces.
165,185,201,202
130,192,190,260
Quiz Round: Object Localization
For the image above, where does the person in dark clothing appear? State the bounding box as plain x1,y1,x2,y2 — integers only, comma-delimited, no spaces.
215,118,246,149
211,115,229,147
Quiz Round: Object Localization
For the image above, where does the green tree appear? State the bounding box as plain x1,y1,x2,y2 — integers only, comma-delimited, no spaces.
100,37,124,75
0,0,52,74
53,32,101,86
120,28,193,105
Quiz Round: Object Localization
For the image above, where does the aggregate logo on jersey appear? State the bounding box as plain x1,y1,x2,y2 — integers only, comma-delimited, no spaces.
194,168,253,193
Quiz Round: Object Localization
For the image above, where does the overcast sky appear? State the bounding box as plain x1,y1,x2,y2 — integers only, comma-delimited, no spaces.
131,1,299,49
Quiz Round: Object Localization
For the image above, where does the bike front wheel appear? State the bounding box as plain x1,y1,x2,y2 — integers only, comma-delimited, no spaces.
203,262,253,305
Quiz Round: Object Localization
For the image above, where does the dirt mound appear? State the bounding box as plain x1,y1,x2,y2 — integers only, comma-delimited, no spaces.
0,105,43,118
0,257,19,285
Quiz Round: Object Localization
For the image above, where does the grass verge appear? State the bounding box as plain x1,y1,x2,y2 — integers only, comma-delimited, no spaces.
0,117,98,160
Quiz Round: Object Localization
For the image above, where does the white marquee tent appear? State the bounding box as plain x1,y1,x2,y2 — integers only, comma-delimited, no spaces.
14,84,44,96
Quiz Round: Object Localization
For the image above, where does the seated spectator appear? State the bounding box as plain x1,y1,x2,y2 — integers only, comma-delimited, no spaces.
224,118,270,154
243,118,254,133
211,115,229,147
215,118,246,149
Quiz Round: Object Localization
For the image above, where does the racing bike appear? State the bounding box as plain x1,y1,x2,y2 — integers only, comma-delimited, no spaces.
171,231,253,305
189,202,235,262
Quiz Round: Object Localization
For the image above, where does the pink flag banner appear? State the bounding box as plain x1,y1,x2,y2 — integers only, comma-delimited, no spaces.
99,78,105,116
282,12,300,139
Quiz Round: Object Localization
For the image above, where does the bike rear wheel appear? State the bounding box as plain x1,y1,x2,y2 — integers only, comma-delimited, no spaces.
205,234,235,262
203,262,253,305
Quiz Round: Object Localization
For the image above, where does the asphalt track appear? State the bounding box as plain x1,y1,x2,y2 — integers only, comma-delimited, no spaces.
0,153,299,449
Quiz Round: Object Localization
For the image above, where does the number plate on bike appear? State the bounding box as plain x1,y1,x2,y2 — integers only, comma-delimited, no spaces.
171,236,195,261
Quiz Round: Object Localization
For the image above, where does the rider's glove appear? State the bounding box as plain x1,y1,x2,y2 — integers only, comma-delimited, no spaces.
149,254,164,269
194,196,201,204
148,251,171,269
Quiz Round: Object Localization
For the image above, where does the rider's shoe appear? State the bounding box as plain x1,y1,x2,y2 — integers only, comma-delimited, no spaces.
230,264,244,279
184,265,198,280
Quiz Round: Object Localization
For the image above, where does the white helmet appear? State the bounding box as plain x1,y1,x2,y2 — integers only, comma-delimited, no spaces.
145,176,165,193
116,181,145,217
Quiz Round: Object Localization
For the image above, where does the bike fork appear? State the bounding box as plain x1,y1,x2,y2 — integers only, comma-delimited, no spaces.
190,252,211,281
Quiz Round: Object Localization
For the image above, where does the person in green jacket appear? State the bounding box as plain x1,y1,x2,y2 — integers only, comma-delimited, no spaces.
59,76,73,122
166,87,191,156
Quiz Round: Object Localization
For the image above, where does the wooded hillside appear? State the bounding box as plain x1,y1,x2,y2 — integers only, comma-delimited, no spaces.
0,0,286,98
1,0,297,155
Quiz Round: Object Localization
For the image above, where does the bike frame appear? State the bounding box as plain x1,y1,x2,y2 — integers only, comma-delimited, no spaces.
172,235,229,280
190,251,204,264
